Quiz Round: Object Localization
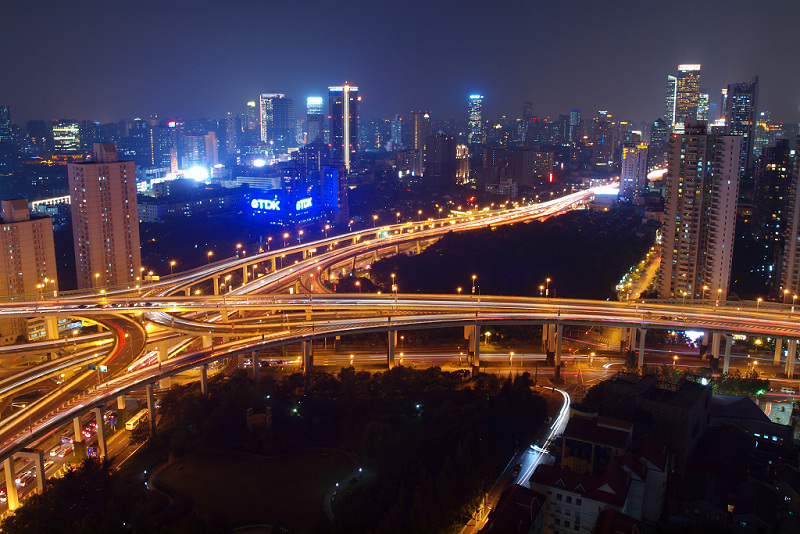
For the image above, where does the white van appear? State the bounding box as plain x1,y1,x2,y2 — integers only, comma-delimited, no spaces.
781,387,796,394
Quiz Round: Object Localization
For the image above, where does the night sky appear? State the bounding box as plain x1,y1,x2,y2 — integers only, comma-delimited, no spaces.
3,0,799,125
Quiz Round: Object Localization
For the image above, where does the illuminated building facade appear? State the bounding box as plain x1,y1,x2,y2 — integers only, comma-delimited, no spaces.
777,139,800,296
665,75,677,125
467,95,483,145
68,143,141,289
659,120,741,300
619,144,649,199
724,77,759,178
328,85,359,170
411,111,431,151
259,93,295,151
674,64,701,129
52,120,81,154
648,118,669,170
0,199,58,344
455,144,470,184
306,97,324,144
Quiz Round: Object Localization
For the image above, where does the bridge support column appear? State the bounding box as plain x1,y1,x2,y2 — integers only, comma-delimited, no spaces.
775,338,783,365
72,416,86,460
92,407,107,458
242,265,248,284
157,341,170,389
18,449,46,495
395,244,400,254
270,257,276,271
44,316,59,341
4,457,19,510
213,276,220,296
468,325,481,368
200,365,209,398
638,328,647,368
555,324,563,381
202,336,212,349
787,340,797,379
146,383,157,437
303,249,308,260
711,333,721,364
302,340,312,373
723,335,733,374
388,330,396,369
185,287,191,296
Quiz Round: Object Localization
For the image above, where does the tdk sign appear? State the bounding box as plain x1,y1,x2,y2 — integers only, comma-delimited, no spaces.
296,197,313,210
251,199,280,211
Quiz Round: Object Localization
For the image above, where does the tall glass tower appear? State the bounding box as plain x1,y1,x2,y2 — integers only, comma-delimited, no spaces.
328,85,359,170
468,95,484,145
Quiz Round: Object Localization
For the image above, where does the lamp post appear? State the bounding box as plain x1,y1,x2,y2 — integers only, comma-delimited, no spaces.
392,284,398,305
673,355,678,366
324,224,330,238
355,280,361,293
417,209,422,222
373,214,378,227
170,261,176,275
793,294,797,313
539,284,544,297
510,351,514,366
236,243,242,257
396,212,401,224
207,251,213,264
546,277,551,298
703,285,709,301
472,274,477,295
457,287,462,296
298,230,304,244
283,232,289,247
757,297,762,312
716,288,722,306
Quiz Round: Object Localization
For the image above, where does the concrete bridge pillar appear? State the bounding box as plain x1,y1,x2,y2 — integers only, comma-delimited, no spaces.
787,340,797,379
270,257,276,271
157,341,171,389
73,416,85,458
3,457,19,510
18,449,45,495
711,333,721,361
416,241,421,255
388,329,396,369
555,324,563,380
303,249,308,260
302,340,312,373
117,395,126,410
352,236,359,245
200,364,209,397
775,338,783,365
185,287,191,296
213,276,220,296
637,328,647,368
92,407,107,458
146,383,157,436
467,325,481,367
44,316,59,341
723,335,733,374
242,265,248,284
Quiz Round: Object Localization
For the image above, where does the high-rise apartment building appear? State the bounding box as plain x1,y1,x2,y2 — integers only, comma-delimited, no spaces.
68,143,141,289
52,120,82,154
674,64,701,128
590,112,614,167
467,95,484,145
410,111,431,151
620,144,649,199
0,199,57,344
777,140,800,296
724,77,759,178
0,106,11,142
697,92,709,121
659,120,741,300
665,75,677,125
390,115,403,149
328,85,359,171
306,97,324,144
259,93,295,151
648,118,669,170
423,133,457,187
321,163,349,226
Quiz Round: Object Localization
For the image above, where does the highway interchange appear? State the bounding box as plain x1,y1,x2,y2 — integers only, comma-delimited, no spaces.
0,182,798,519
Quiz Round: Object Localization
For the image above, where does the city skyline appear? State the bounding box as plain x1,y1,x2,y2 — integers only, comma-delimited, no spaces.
2,1,799,125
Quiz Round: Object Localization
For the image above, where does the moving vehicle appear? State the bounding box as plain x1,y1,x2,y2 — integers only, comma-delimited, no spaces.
125,409,148,431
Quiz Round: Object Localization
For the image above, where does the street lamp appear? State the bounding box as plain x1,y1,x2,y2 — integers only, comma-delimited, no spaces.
417,209,422,222
472,274,477,295
236,243,242,256
350,354,354,366
373,214,378,227
545,277,551,298
716,288,722,306
457,287,462,296
324,224,330,237
793,294,798,313
757,297,762,312
392,284,398,304
510,351,514,366
485,331,491,346
784,289,789,304
703,285,709,300
207,251,213,264
355,280,361,293
283,232,289,247
396,212,401,224
298,230,304,244
539,285,544,297
267,236,272,251
673,355,678,366
170,260,176,275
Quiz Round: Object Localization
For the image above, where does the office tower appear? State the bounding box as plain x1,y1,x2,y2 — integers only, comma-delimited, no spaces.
778,139,800,295
724,76,759,178
674,64,701,128
52,120,81,154
0,199,58,344
328,84,359,170
390,115,403,148
68,143,141,289
306,97,324,144
151,123,178,169
620,144,649,199
658,120,741,300
697,92,709,121
568,109,581,144
720,88,728,122
665,75,677,125
0,106,11,142
423,133,457,187
590,112,614,167
224,112,238,158
411,111,431,151
648,118,669,170
753,140,795,287
455,144,470,184
467,95,484,145
259,93,295,151
321,163,349,226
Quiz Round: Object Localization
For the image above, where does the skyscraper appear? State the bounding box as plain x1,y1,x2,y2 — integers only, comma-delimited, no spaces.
665,75,677,125
0,199,57,344
410,111,431,151
619,144,649,199
390,115,403,149
674,64,701,128
259,93,295,151
648,118,669,170
52,120,81,154
328,84,359,171
659,120,741,300
0,106,11,142
467,95,484,145
321,163,349,226
423,133,457,187
306,97,324,144
724,77,759,178
68,143,141,289
778,139,800,296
